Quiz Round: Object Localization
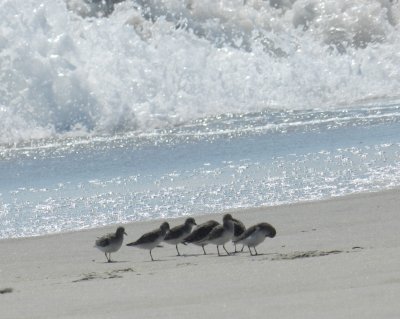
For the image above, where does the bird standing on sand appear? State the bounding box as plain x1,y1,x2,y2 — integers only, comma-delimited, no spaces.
164,217,197,256
232,217,246,253
183,220,220,255
233,222,276,256
199,214,235,256
126,222,170,261
95,226,127,262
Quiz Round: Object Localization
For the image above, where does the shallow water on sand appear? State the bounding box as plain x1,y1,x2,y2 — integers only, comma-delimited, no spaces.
1,105,400,239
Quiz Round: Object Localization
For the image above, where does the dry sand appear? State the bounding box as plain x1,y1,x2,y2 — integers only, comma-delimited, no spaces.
1,189,400,318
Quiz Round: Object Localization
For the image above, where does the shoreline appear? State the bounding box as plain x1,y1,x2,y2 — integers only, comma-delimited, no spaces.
1,187,398,242
1,188,400,318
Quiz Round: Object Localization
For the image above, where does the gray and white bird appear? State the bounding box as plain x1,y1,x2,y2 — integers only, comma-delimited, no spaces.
198,214,235,256
95,226,127,262
164,217,197,256
126,222,170,261
233,222,276,256
183,220,219,255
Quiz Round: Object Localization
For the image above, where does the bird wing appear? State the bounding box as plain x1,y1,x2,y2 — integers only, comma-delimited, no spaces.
235,225,258,242
128,229,160,246
95,236,111,247
233,221,245,237
206,225,224,241
183,228,202,243
232,217,245,227
184,221,219,243
164,224,184,240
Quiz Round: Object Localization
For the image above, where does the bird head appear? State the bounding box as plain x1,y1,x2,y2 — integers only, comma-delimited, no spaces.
160,222,170,231
185,217,197,226
116,226,127,236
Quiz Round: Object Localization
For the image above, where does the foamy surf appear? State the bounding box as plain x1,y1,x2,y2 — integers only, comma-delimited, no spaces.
1,0,400,145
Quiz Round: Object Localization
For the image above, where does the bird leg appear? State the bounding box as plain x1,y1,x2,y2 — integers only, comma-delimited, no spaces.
248,246,254,256
254,247,258,256
105,252,111,262
150,250,154,261
217,246,221,256
223,245,230,256
202,245,207,255
175,244,181,256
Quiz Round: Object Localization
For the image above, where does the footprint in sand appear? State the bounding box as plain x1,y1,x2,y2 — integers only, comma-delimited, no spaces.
270,247,364,261
73,268,135,282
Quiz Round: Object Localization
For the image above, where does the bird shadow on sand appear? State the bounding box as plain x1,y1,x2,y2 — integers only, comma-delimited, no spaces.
93,260,130,264
0,288,13,294
241,253,270,257
177,253,209,258
142,258,169,263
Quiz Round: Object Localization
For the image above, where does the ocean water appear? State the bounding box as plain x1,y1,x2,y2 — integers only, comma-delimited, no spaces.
1,0,400,239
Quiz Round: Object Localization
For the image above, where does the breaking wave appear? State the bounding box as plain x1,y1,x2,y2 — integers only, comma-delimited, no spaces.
1,0,400,144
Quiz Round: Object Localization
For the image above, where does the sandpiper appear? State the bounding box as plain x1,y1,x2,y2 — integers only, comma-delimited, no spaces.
199,214,235,256
183,220,219,255
95,226,127,262
126,222,170,261
234,222,276,256
164,217,197,256
232,217,246,253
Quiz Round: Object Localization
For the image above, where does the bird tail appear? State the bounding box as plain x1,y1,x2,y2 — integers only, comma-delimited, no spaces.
126,242,136,246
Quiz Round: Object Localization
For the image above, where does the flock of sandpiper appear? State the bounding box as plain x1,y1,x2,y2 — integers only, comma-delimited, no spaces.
95,214,276,262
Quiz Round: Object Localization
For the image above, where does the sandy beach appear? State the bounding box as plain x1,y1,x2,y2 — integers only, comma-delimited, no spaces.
1,189,400,318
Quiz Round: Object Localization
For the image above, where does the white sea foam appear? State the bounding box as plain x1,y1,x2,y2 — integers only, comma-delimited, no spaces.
1,0,400,145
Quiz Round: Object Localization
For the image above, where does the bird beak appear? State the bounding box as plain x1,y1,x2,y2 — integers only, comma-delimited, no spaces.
124,231,128,236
